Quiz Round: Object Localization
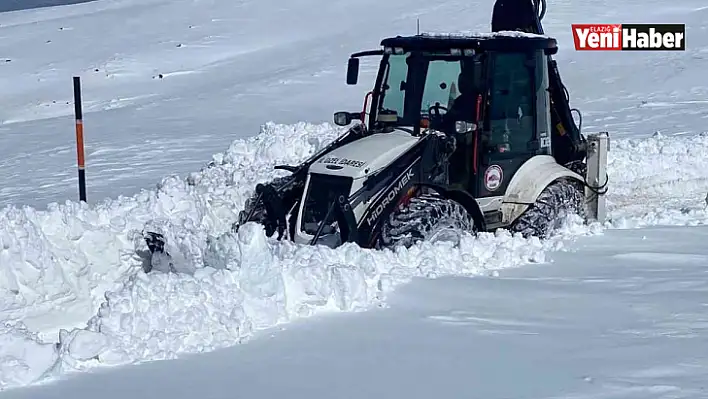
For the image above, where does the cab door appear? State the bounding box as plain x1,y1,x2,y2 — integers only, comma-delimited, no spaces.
475,51,542,200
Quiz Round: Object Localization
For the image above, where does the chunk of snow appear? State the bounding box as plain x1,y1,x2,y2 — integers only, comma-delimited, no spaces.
0,323,58,390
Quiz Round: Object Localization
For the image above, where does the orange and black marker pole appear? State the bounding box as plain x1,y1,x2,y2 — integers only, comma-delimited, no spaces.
73,76,86,202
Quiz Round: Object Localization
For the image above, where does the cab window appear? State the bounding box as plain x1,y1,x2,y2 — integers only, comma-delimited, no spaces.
487,53,535,155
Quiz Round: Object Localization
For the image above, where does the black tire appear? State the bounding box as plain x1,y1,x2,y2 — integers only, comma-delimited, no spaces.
377,193,477,249
509,179,585,239
564,160,587,179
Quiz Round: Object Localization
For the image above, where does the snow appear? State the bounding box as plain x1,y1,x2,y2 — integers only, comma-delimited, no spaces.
2,120,707,390
1,0,708,395
3,226,708,399
0,120,560,388
0,324,57,389
0,121,340,340
420,30,552,40
0,0,449,208
75,225,549,361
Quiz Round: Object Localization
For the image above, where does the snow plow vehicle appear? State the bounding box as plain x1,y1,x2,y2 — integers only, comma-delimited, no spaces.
144,0,609,257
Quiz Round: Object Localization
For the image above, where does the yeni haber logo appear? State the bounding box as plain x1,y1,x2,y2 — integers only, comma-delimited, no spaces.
571,24,685,50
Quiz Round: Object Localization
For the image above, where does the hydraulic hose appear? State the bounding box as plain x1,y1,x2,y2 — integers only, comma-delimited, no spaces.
536,0,547,21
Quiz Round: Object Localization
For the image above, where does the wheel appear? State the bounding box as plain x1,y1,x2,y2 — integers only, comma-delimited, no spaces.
509,179,585,239
564,160,587,179
377,193,477,249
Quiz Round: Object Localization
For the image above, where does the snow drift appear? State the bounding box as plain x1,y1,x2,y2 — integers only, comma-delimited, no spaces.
605,132,708,227
0,122,341,387
1,122,708,390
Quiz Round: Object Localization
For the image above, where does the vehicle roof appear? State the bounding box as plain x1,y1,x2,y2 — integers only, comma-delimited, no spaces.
380,31,557,53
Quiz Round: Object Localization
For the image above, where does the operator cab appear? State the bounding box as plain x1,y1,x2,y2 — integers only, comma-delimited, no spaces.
338,32,559,201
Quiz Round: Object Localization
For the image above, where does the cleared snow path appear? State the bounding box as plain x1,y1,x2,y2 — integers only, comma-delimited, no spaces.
3,226,707,399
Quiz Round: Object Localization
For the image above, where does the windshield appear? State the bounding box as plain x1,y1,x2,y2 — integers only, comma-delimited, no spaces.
379,53,470,126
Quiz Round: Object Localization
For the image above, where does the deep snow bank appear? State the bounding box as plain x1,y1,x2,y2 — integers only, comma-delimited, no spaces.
0,122,341,388
2,123,708,390
70,225,554,367
6,224,567,389
605,131,708,227
0,121,339,328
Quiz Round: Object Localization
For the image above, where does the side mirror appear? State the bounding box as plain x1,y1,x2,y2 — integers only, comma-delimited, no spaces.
334,111,360,126
346,58,359,85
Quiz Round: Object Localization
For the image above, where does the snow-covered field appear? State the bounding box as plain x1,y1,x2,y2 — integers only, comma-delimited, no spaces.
0,0,701,209
1,0,708,395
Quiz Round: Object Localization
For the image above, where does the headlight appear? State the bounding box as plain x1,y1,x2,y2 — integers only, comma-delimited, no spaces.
455,121,477,134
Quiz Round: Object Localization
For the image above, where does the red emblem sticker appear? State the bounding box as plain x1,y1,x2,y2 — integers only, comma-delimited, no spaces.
484,165,503,191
